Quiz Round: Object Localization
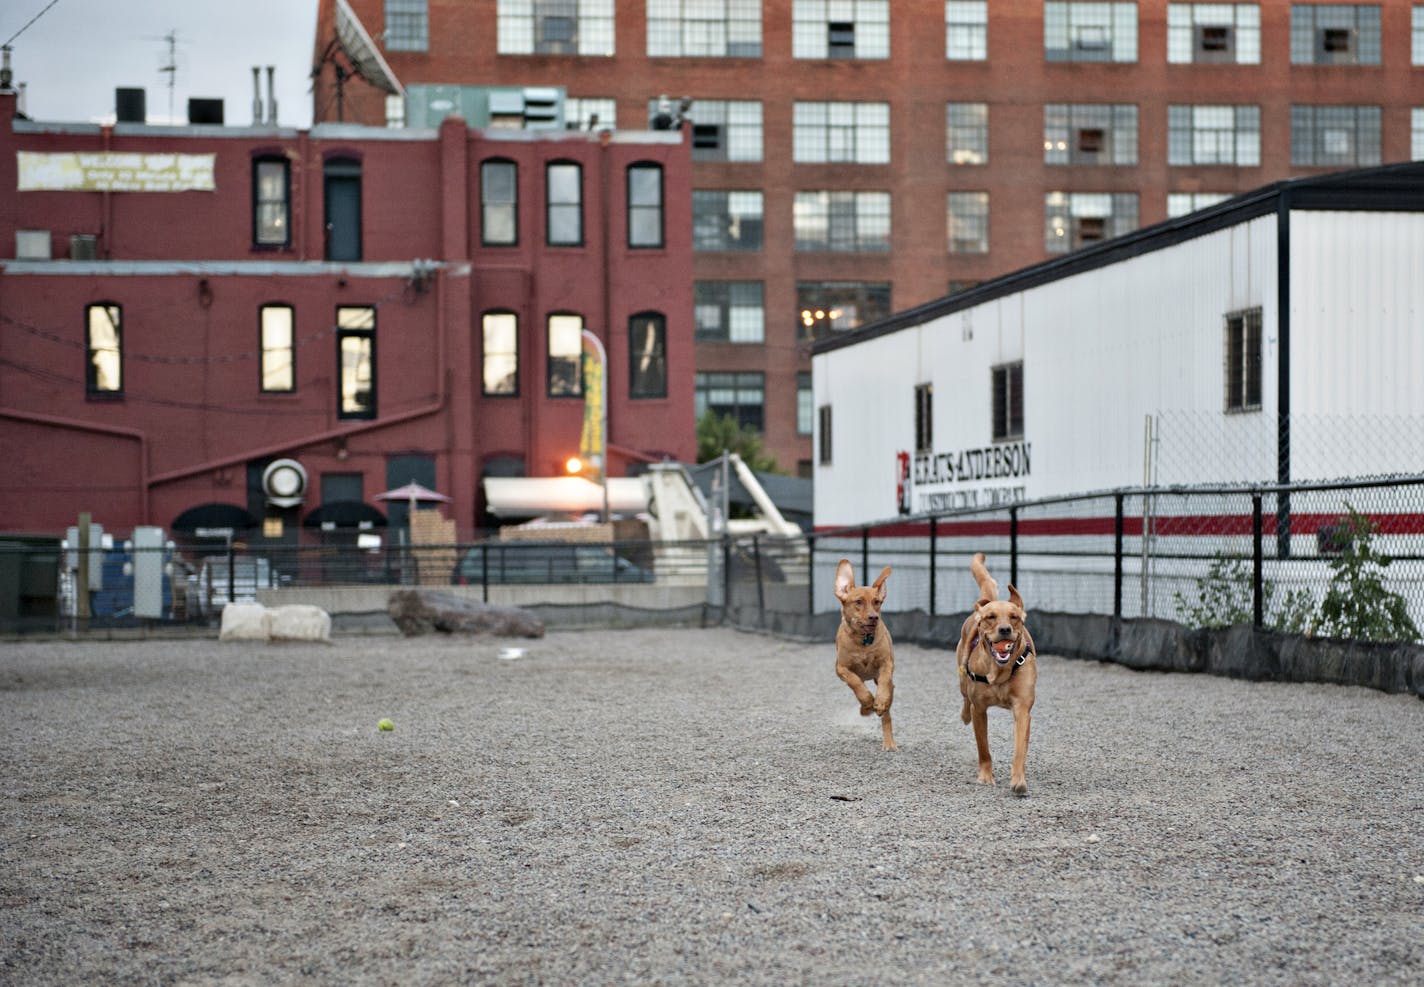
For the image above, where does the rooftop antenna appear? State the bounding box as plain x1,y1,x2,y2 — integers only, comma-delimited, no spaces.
157,29,179,122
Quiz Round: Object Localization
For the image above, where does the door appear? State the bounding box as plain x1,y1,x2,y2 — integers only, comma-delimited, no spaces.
324,158,362,261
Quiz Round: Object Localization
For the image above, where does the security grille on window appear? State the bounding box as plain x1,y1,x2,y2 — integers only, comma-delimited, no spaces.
86,303,122,396
793,102,890,164
914,383,933,454
797,373,813,435
628,164,664,248
692,190,764,251
992,363,1023,441
497,0,615,56
796,281,891,337
1290,105,1381,166
695,372,765,430
336,306,376,419
1044,192,1138,253
260,304,294,392
794,191,892,253
1044,104,1138,165
946,102,988,164
547,313,585,397
385,0,429,51
629,313,667,399
818,405,833,464
793,0,889,59
1225,308,1263,412
481,160,518,246
546,162,583,246
946,1,987,60
254,158,289,247
482,312,519,396
1167,192,1231,218
657,99,762,162
1167,105,1261,166
1045,2,1138,62
647,0,762,57
1290,3,1381,65
1166,3,1261,64
695,281,765,343
947,192,989,254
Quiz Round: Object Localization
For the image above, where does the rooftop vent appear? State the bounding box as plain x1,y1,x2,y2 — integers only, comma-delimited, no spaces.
116,88,146,123
187,98,223,125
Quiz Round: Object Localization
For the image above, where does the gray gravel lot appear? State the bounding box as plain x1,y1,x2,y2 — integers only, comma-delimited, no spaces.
1,626,1421,986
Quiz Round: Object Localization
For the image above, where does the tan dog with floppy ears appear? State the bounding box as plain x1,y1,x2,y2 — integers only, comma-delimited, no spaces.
833,559,897,751
957,552,1037,794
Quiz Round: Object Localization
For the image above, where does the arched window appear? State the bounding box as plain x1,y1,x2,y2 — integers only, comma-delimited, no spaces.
629,311,667,398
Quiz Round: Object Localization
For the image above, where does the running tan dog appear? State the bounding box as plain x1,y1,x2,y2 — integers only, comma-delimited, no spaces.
833,560,897,751
957,552,1037,794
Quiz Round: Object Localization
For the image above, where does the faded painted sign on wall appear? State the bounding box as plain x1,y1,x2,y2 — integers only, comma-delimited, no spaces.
18,151,216,192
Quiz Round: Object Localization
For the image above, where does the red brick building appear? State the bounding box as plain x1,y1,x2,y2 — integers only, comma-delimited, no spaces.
312,1,1424,474
0,89,695,541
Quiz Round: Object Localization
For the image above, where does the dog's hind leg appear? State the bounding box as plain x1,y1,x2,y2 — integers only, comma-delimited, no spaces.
969,702,994,785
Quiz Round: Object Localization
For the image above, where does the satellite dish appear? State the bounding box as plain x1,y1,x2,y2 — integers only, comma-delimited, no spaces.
334,0,404,96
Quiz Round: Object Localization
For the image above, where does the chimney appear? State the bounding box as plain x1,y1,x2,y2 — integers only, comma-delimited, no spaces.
265,65,277,125
252,66,263,125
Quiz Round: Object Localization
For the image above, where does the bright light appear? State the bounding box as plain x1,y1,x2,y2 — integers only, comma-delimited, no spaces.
565,456,584,474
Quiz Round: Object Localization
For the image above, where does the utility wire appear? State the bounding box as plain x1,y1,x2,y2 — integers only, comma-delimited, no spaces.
4,0,62,47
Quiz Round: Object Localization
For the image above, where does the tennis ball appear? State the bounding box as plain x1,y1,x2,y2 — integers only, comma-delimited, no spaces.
377,718,394,732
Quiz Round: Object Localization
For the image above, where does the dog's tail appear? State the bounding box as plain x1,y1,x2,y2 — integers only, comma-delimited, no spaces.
971,552,999,602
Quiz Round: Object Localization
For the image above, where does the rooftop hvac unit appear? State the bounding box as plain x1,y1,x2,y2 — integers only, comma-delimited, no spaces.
116,87,146,123
188,98,224,125
70,235,98,261
15,230,51,260
522,87,562,128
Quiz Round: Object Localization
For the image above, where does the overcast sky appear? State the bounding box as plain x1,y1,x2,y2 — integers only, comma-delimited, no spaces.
3,0,319,127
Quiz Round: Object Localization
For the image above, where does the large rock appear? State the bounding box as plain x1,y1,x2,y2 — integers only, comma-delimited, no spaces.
219,603,270,642
388,589,545,638
219,602,332,643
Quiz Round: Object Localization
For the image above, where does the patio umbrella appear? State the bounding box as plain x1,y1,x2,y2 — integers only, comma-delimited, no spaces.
373,481,452,515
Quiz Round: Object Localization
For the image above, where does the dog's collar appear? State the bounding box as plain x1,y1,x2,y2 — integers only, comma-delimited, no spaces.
964,636,1030,683
861,631,876,646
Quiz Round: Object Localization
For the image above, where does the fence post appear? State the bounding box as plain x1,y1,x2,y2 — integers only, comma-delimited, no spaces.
1009,506,1019,588
722,534,732,621
928,516,937,617
1252,493,1264,629
752,535,765,628
861,526,869,582
1113,492,1124,621
480,542,489,604
806,534,816,618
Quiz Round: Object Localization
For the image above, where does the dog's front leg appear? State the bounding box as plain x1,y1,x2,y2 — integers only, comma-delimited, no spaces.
835,665,876,716
1009,698,1033,796
969,702,994,785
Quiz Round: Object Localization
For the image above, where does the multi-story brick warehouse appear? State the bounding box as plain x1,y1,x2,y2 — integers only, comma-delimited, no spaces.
312,0,1424,476
0,89,694,540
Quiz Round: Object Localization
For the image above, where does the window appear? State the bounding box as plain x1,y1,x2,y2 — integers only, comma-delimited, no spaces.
669,99,762,162
1167,3,1261,63
793,102,890,164
794,191,891,253
85,303,122,396
793,0,889,59
260,304,294,392
1413,108,1424,161
797,373,813,435
1290,105,1381,167
336,306,375,419
497,0,616,55
692,190,763,251
1415,6,1424,65
565,97,616,131
946,1,987,60
1225,308,1262,412
1290,4,1381,65
914,383,933,454
1044,104,1138,165
1045,192,1139,252
695,372,764,430
324,157,362,262
695,281,765,343
796,281,892,337
946,102,989,164
1168,105,1261,166
481,160,518,246
627,164,664,248
253,157,290,247
647,0,762,57
482,312,519,396
385,0,429,51
991,363,1023,441
946,192,989,254
818,405,833,464
1045,2,1138,62
629,312,667,398
1167,192,1231,217
547,313,584,397
546,162,583,246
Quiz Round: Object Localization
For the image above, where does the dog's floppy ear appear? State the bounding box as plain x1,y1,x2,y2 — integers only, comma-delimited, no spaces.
1007,584,1024,609
872,566,891,603
833,559,855,602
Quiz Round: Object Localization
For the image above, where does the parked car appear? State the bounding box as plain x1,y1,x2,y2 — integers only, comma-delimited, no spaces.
451,543,654,585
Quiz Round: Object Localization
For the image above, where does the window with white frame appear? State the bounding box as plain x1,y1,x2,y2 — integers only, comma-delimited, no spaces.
946,102,988,164
946,1,987,60
693,190,764,251
481,159,518,246
337,306,376,419
1167,105,1261,165
647,0,762,57
1044,192,1138,252
1045,2,1137,62
1225,308,1262,412
1044,104,1138,165
1167,3,1261,63
482,312,519,396
1413,108,1424,160
655,99,762,161
1167,192,1231,218
385,0,429,51
991,362,1023,441
260,304,294,393
793,0,890,59
497,0,615,56
1415,6,1424,65
796,281,891,337
546,161,583,246
1290,105,1381,166
947,192,989,254
695,281,765,343
253,157,290,247
797,373,813,435
794,191,891,253
793,102,890,164
565,97,616,131
627,163,664,249
1290,3,1380,64
696,372,765,430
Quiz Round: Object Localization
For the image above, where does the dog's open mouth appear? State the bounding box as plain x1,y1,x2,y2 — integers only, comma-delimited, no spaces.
991,640,1015,665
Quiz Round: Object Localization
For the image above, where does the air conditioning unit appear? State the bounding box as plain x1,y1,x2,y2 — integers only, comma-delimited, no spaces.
16,230,51,260
70,235,98,260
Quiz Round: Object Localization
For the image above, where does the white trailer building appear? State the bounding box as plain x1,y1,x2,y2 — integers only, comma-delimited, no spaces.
811,163,1424,529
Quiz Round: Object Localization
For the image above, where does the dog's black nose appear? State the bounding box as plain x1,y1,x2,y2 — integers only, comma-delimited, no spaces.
997,624,1011,637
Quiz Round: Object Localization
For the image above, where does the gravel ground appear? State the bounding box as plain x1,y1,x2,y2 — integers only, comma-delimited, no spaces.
1,626,1421,986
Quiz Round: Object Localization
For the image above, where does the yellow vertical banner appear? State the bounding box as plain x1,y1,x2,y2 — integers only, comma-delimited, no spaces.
579,349,604,474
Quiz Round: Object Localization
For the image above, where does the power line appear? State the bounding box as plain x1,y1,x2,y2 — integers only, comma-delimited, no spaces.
3,0,62,47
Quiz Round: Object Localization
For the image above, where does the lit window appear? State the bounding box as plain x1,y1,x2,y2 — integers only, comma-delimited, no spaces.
253,157,289,247
947,192,989,254
793,102,890,164
547,313,584,397
1044,192,1138,253
796,282,891,337
793,0,889,59
647,0,762,57
628,164,664,248
1168,105,1261,166
86,303,122,396
481,160,518,246
260,304,294,392
336,306,376,420
629,312,667,398
546,162,583,246
482,312,518,396
1044,104,1138,166
946,102,988,164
